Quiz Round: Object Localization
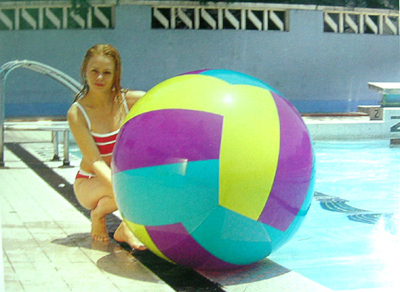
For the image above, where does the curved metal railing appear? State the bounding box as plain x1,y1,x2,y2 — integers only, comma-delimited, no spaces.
0,60,81,167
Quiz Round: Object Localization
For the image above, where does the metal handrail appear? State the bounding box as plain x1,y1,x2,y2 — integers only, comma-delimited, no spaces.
0,60,81,167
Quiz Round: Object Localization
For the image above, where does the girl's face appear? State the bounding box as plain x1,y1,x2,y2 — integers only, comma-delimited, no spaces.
85,54,116,93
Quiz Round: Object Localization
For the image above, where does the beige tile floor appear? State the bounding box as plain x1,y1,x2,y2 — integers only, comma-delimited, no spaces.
1,138,175,292
0,130,340,291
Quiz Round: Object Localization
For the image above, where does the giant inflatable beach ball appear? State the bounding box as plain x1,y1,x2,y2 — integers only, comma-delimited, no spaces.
112,69,315,270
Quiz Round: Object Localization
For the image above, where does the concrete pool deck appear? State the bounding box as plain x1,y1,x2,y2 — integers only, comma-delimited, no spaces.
303,107,400,141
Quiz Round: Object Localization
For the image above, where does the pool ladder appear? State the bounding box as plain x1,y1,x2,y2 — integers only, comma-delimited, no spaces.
0,60,81,167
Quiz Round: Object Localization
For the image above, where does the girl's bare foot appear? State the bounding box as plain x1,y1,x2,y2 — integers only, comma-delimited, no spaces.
113,221,147,250
90,210,109,242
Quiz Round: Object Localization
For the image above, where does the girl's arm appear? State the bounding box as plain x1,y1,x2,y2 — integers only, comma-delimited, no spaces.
67,104,112,187
125,90,146,110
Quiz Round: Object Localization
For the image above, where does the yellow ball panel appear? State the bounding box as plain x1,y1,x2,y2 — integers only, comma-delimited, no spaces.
219,86,280,219
124,219,175,263
124,75,243,124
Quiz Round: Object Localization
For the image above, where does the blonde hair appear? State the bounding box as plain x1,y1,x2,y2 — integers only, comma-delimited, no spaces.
75,44,125,103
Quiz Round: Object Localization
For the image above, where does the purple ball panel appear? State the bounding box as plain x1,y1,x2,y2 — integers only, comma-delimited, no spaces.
113,109,223,173
258,93,313,231
146,223,240,270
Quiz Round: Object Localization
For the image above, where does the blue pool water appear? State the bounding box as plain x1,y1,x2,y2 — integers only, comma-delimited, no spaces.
270,140,400,290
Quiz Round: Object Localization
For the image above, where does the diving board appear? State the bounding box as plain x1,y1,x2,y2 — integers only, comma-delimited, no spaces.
368,82,400,107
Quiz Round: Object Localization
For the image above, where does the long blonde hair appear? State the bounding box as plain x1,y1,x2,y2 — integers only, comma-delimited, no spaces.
74,44,125,103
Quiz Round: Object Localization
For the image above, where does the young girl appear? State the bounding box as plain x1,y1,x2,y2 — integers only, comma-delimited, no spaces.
67,44,146,250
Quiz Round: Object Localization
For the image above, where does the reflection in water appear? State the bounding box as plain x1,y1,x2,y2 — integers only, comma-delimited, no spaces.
372,213,400,289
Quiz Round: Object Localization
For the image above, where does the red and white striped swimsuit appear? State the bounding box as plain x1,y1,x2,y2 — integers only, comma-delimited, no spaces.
74,94,129,179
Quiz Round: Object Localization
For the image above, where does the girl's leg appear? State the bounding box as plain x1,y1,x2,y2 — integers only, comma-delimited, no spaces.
73,177,147,249
74,177,116,241
113,221,146,250
91,195,118,241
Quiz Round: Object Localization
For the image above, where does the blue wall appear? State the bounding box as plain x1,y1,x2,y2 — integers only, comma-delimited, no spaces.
0,3,399,117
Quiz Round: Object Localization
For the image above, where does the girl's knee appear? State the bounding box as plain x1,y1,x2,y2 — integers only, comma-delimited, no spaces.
99,195,117,207
76,195,96,210
93,195,118,215
73,179,114,210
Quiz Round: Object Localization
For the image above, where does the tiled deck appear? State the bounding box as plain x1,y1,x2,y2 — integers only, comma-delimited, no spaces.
0,133,176,292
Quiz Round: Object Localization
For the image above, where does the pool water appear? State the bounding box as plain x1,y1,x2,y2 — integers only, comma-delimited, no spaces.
270,140,400,290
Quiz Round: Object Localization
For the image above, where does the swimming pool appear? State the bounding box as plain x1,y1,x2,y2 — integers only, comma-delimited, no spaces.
270,140,399,290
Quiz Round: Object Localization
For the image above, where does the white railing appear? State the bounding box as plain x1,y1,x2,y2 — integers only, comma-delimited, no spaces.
324,10,399,34
0,2,114,30
0,1,398,34
0,60,81,167
151,6,288,31
149,2,398,34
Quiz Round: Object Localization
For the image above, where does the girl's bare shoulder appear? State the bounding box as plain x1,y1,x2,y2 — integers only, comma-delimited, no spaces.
124,89,146,108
